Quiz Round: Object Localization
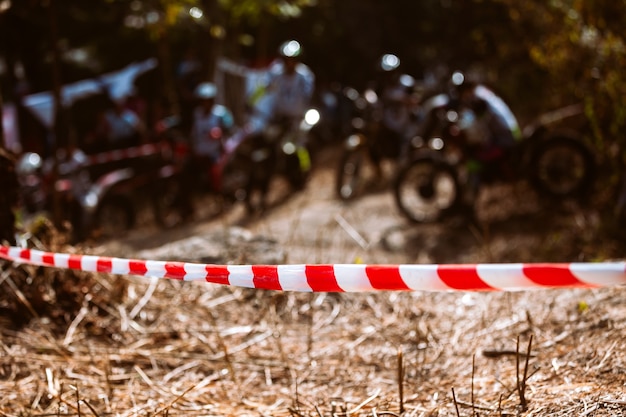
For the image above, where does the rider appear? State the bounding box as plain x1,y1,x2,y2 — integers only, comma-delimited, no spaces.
190,81,235,191
267,40,315,126
451,71,522,201
373,54,418,177
265,40,316,185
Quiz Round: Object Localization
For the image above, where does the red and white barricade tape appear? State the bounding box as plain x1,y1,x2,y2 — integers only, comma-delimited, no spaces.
1,246,625,292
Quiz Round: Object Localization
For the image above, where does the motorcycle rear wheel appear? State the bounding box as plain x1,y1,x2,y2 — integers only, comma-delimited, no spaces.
393,158,461,223
529,136,595,198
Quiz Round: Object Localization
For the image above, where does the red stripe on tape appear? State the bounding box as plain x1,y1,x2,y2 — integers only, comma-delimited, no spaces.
165,262,186,280
523,264,584,287
205,266,230,286
129,260,148,276
306,265,342,292
42,252,55,266
97,258,112,273
366,265,410,291
252,265,282,291
68,255,83,270
438,264,495,291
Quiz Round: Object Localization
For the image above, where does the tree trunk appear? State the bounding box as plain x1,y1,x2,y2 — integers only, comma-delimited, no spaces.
47,0,63,227
157,18,179,118
0,148,17,246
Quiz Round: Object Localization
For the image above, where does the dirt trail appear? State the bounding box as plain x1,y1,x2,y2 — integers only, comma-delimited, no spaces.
93,143,612,268
93,145,408,264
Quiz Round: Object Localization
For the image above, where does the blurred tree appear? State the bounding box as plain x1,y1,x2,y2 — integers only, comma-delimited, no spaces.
495,0,626,176
1,0,623,167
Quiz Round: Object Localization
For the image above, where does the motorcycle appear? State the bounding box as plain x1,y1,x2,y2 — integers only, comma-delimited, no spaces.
224,108,321,214
155,118,272,223
16,149,99,240
16,152,48,214
16,142,184,241
142,106,321,220
335,80,418,201
83,148,183,238
180,125,257,220
393,96,596,224
334,86,382,200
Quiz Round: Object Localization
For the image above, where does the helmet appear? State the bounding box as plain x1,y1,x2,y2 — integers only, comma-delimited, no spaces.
399,74,416,90
279,40,302,58
450,70,480,90
16,152,42,175
379,54,400,72
451,70,465,87
194,82,217,99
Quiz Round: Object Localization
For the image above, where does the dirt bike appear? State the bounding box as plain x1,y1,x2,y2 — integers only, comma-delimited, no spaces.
153,107,321,219
335,85,418,201
334,87,382,200
126,119,232,227
16,151,93,240
226,109,320,214
393,97,596,224
84,149,184,238
16,142,183,241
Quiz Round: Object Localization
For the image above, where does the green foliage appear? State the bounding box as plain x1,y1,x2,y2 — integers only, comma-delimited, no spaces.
495,0,626,167
219,0,318,23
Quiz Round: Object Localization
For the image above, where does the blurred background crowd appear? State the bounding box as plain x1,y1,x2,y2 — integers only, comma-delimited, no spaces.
0,0,624,242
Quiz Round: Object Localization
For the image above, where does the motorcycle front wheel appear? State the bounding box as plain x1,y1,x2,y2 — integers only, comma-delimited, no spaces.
529,136,595,198
393,158,461,223
335,146,375,200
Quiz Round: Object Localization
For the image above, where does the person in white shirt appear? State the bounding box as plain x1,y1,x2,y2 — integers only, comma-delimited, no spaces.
189,82,234,192
451,71,523,207
266,40,315,123
246,40,315,135
190,82,234,164
452,71,521,161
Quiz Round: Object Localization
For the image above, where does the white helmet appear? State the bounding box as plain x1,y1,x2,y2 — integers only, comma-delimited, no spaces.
279,40,302,58
399,74,416,89
380,54,400,72
194,82,217,99
16,152,42,175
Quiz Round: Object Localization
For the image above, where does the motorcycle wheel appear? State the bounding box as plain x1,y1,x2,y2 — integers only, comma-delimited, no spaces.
94,195,135,238
393,158,461,223
529,136,595,198
278,143,310,191
335,146,370,200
